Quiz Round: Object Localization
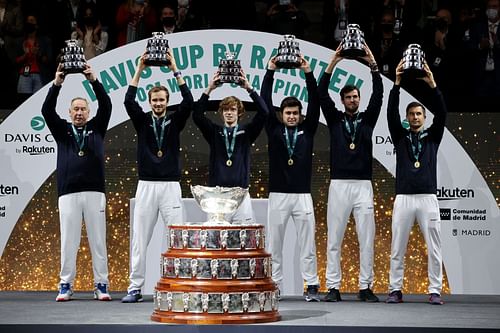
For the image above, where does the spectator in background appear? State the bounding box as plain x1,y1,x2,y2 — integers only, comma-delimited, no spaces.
0,0,24,108
467,0,500,109
115,0,157,47
158,2,178,34
15,14,52,103
265,0,309,39
176,0,203,32
370,9,406,80
71,4,108,60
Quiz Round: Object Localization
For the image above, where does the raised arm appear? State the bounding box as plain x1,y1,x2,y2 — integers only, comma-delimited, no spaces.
301,56,320,134
241,71,269,143
167,50,193,130
318,45,343,126
420,63,447,144
387,61,406,144
360,44,383,128
192,72,219,142
85,65,112,135
261,57,279,129
41,64,66,140
124,53,147,126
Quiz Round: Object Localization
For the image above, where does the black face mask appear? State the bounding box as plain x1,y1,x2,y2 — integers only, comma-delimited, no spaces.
25,23,37,33
84,16,97,27
435,17,448,32
162,17,176,27
381,23,393,33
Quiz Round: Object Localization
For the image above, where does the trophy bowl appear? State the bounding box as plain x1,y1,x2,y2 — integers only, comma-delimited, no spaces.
191,185,248,225
402,44,426,79
275,35,301,69
61,39,86,74
145,32,171,66
339,24,366,59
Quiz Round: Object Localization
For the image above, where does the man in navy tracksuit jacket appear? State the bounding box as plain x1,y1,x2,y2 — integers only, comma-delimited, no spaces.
318,44,383,302
385,61,447,305
193,72,268,223
42,64,112,302
121,51,193,303
261,55,321,301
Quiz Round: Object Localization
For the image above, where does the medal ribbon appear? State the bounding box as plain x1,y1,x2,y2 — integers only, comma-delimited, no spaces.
408,130,428,162
284,126,298,160
71,124,87,153
343,113,361,144
223,124,239,161
151,114,166,154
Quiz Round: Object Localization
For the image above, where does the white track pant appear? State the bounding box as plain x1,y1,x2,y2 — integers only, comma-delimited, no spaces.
268,192,319,287
389,194,442,295
58,191,109,285
128,181,184,292
326,180,375,290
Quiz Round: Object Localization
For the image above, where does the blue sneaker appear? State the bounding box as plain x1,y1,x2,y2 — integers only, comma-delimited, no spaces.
56,283,73,302
121,289,143,303
94,283,112,301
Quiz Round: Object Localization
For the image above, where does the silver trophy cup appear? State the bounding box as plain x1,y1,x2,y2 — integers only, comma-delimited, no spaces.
191,185,248,225
275,35,301,69
145,32,171,66
61,39,86,74
218,52,242,85
339,24,366,59
402,44,426,79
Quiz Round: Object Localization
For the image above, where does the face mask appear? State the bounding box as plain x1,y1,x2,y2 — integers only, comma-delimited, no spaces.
25,23,37,33
84,16,97,27
435,17,448,32
162,17,176,27
381,23,393,33
486,8,498,20
178,0,189,6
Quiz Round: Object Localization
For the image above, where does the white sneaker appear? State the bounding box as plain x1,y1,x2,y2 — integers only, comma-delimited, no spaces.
94,283,112,301
56,283,73,302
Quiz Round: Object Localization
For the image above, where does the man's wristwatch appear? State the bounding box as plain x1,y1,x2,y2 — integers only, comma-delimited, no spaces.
173,71,182,78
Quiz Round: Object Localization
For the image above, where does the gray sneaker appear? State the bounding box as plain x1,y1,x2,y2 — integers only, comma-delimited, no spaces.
305,285,320,302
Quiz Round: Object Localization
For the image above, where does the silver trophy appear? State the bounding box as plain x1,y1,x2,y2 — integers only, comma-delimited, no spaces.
339,24,366,59
217,52,242,85
402,44,426,79
61,39,86,74
191,185,248,225
275,35,301,69
145,32,171,66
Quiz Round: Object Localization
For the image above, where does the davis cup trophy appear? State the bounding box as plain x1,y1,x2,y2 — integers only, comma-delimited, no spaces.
275,34,302,69
402,43,426,79
144,32,171,66
217,52,243,85
339,23,366,59
151,185,280,324
60,39,86,74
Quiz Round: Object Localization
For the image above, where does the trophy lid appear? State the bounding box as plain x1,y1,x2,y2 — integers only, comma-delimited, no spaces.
152,31,167,38
283,34,296,41
225,51,236,60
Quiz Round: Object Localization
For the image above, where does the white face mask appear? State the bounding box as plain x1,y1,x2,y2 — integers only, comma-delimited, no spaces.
486,8,498,21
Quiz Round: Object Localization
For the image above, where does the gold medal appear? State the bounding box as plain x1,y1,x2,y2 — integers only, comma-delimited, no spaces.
157,150,163,158
226,159,232,167
414,161,420,168
78,151,84,157
349,143,355,150
288,158,294,166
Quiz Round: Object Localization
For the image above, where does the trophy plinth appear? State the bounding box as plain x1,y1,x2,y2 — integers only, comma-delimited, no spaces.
339,24,366,59
402,44,426,79
151,185,280,324
145,32,171,67
218,52,242,85
61,40,86,74
275,35,301,69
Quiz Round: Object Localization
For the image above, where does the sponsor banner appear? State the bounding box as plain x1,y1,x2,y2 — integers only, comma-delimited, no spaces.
0,30,498,294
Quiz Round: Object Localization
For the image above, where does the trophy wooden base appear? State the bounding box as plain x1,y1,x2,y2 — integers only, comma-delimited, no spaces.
152,224,281,324
151,311,281,324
